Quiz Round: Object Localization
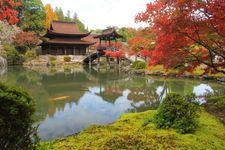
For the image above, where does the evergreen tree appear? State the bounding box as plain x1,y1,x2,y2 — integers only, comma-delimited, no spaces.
55,7,64,21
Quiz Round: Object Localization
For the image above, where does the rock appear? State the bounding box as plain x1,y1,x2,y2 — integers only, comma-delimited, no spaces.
217,77,225,82
202,75,214,80
133,69,145,76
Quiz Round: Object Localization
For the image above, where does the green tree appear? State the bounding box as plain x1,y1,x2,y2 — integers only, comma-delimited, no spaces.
72,13,87,32
64,10,71,21
54,9,87,32
17,0,45,35
55,7,64,20
0,83,39,149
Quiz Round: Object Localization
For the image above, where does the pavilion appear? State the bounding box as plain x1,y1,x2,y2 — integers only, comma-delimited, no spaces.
94,28,123,51
40,20,95,55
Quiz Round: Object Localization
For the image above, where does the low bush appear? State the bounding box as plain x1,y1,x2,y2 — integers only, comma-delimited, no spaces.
25,49,37,61
154,93,200,134
49,55,56,66
0,83,39,149
4,44,24,65
131,61,146,69
64,56,71,62
49,55,56,62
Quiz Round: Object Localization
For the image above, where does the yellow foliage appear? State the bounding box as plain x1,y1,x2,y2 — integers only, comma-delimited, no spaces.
44,4,58,29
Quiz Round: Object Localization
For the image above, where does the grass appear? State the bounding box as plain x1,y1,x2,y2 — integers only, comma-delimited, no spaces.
37,109,225,150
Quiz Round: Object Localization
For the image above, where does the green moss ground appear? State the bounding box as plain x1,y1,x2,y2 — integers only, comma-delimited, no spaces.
37,109,225,150
204,96,225,124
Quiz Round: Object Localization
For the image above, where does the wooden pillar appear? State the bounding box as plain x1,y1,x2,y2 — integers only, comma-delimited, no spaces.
49,45,51,54
100,39,102,47
105,39,107,48
115,38,117,49
64,47,66,55
106,56,110,67
88,48,91,68
97,52,100,66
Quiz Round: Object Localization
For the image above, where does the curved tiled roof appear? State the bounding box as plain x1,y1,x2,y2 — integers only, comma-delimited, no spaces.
41,20,95,45
41,38,95,45
94,28,123,39
50,20,81,34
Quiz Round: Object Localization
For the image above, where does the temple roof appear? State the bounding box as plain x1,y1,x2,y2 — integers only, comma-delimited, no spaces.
44,20,91,38
41,20,96,46
44,30,91,38
41,38,95,46
94,28,123,39
51,20,80,34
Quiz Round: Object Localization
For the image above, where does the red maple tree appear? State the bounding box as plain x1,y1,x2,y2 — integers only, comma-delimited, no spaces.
104,49,125,58
136,0,225,74
0,0,21,24
14,31,39,52
128,50,137,56
128,28,155,53
140,49,151,62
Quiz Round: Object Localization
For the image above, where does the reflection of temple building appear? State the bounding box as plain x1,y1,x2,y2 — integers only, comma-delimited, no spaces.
41,72,96,117
97,84,123,103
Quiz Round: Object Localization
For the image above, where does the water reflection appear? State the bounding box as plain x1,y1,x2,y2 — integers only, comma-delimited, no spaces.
0,66,225,140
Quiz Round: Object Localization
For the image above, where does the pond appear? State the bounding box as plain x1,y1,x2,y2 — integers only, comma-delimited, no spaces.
0,66,225,141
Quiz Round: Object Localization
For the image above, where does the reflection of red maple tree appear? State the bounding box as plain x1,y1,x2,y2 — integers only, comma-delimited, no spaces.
136,0,225,74
0,0,21,24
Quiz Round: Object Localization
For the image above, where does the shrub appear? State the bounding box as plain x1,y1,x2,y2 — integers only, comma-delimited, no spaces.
0,83,39,149
4,44,24,65
154,93,199,134
25,49,37,61
131,60,141,68
49,55,56,62
131,61,146,69
64,56,71,62
49,55,56,66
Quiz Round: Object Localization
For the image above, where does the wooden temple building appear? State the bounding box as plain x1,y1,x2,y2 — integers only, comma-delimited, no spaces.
40,20,95,55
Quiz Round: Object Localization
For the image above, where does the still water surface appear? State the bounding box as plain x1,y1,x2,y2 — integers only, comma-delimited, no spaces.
0,66,225,141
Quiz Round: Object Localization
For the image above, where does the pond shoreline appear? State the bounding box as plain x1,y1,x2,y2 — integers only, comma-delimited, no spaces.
122,66,225,84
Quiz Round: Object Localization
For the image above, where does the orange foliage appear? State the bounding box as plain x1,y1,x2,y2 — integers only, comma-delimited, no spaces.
0,0,21,24
127,28,155,52
44,4,58,29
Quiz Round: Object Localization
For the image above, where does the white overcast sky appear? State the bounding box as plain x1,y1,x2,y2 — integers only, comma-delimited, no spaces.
41,0,152,30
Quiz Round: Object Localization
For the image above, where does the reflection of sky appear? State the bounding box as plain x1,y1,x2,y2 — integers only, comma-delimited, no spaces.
37,83,221,141
38,89,133,141
193,84,213,96
156,86,164,96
